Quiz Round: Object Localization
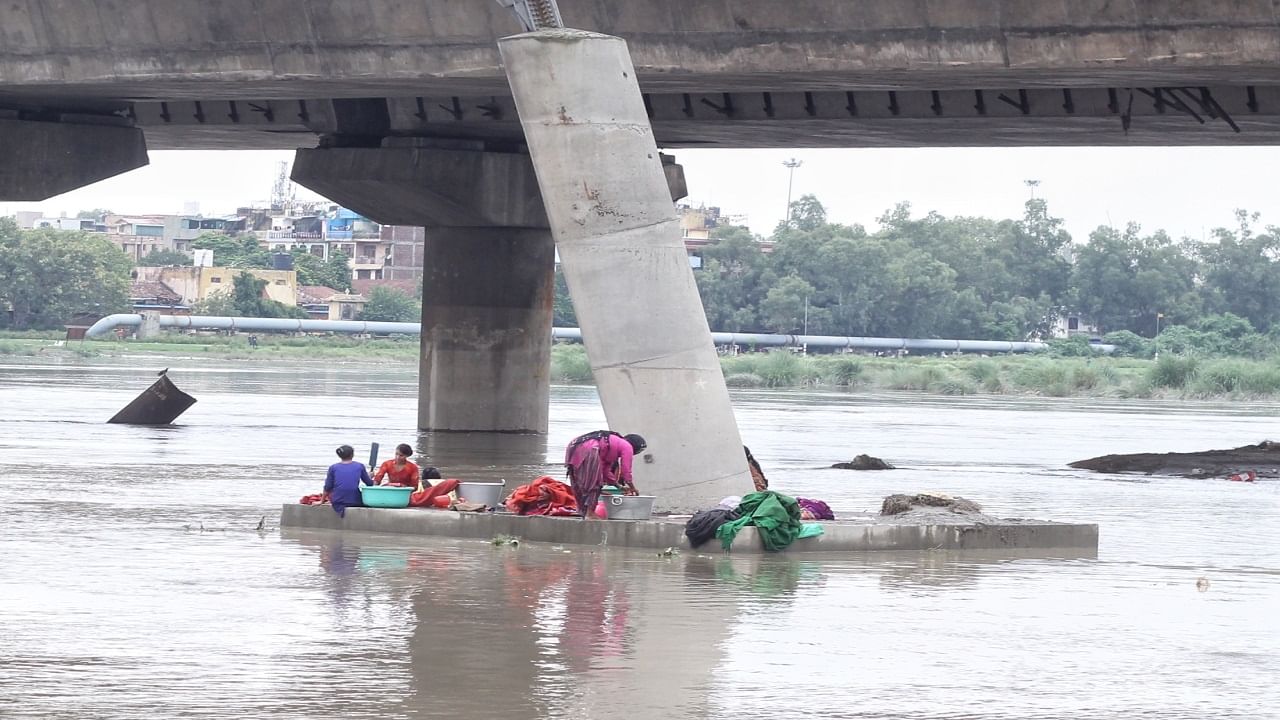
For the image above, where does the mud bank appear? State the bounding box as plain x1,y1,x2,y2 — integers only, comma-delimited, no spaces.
1069,441,1280,478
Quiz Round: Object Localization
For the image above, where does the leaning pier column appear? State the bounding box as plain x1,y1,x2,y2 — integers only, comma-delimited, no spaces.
500,30,750,511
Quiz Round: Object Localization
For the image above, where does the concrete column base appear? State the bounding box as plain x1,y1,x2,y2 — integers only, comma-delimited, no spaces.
419,227,554,433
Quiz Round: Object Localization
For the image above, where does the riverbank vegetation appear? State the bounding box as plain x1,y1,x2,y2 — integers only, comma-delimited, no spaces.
548,344,1280,400
7,334,1280,399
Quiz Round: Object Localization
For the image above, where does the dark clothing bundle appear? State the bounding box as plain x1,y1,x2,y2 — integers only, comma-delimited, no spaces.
684,508,740,548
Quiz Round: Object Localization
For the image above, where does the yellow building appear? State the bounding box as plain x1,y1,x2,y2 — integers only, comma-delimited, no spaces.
135,266,298,306
326,293,367,320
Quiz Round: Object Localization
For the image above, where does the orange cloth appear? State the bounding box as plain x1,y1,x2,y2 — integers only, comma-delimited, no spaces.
300,492,329,505
374,459,420,488
410,478,459,508
505,476,578,516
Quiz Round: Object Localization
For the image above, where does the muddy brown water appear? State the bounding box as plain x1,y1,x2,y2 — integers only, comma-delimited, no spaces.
1,357,1277,719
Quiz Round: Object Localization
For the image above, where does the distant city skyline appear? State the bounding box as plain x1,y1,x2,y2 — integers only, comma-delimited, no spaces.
3,146,1278,243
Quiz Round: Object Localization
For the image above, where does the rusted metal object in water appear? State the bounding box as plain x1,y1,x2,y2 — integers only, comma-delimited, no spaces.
107,371,197,425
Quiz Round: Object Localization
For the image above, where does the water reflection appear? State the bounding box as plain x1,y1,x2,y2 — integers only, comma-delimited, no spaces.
416,430,553,484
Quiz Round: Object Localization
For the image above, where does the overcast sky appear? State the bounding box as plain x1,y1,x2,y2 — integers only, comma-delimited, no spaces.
3,146,1276,243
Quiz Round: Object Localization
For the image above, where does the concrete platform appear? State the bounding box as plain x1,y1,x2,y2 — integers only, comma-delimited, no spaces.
280,504,1099,555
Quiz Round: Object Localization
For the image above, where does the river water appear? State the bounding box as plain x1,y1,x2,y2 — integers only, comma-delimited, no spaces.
1,357,1277,719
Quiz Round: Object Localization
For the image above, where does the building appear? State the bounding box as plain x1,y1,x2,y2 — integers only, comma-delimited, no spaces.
1048,312,1101,340
380,225,425,280
677,204,772,270
129,280,187,315
134,266,298,306
326,293,367,321
298,285,339,318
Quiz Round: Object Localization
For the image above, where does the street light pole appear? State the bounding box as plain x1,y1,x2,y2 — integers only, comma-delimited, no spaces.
783,158,803,225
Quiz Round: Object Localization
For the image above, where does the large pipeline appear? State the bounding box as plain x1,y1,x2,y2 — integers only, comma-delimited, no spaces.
83,314,1113,353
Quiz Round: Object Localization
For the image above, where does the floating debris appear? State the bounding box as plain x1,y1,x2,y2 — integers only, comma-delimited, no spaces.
491,534,521,547
107,370,197,425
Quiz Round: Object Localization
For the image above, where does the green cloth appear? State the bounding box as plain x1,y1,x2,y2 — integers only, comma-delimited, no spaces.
798,523,824,539
716,491,804,552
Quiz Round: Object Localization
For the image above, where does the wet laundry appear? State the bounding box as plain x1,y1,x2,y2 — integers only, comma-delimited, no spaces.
797,498,835,520
505,476,580,516
716,491,805,552
684,508,740,549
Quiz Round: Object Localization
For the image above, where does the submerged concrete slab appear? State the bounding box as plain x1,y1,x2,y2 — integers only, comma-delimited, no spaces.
280,504,1099,555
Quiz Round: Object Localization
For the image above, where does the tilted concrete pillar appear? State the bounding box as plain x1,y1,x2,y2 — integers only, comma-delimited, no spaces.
0,119,148,201
292,146,554,432
500,30,751,511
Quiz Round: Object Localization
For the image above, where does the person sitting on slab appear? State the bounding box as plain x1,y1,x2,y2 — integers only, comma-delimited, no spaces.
409,466,461,509
324,444,372,517
373,443,420,488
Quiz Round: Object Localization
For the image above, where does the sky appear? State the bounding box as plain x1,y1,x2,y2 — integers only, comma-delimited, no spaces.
2,146,1276,243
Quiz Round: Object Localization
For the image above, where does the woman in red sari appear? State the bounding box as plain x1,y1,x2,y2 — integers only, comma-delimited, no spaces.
373,443,420,488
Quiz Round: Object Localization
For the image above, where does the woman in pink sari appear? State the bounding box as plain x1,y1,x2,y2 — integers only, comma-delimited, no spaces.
564,431,647,519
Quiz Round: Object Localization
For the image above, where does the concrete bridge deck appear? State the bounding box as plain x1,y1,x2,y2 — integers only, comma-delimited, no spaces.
6,0,1280,148
280,503,1101,555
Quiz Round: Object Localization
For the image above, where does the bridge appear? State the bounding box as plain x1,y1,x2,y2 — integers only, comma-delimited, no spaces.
5,0,1279,509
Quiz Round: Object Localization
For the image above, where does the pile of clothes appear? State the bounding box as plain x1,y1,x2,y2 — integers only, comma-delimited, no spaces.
504,476,580,516
685,491,828,552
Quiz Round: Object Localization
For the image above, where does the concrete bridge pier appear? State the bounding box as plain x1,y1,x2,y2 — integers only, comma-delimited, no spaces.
500,29,752,511
292,145,555,433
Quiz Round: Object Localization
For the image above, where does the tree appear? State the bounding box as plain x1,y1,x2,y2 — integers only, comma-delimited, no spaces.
694,225,772,331
190,290,236,316
786,194,828,232
324,251,352,292
137,248,192,266
1071,224,1201,335
0,220,131,329
192,233,270,268
1197,211,1280,332
761,276,825,333
360,286,420,323
77,208,112,220
553,269,578,326
228,271,305,318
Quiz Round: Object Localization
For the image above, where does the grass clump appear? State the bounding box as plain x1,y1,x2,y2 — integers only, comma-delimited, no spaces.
724,372,765,388
1149,355,1199,388
821,356,864,386
550,343,593,382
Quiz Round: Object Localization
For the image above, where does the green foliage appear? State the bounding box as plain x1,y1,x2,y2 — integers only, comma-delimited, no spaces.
553,269,577,327
1102,330,1153,358
0,220,131,329
192,233,270,268
228,271,305,319
550,343,592,382
1149,355,1200,388
190,290,236,316
359,287,420,323
290,248,351,290
137,248,192,266
1048,336,1094,357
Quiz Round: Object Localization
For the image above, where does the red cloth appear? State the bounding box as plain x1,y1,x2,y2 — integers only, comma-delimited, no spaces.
410,478,459,508
300,492,330,505
374,459,420,488
505,476,579,516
